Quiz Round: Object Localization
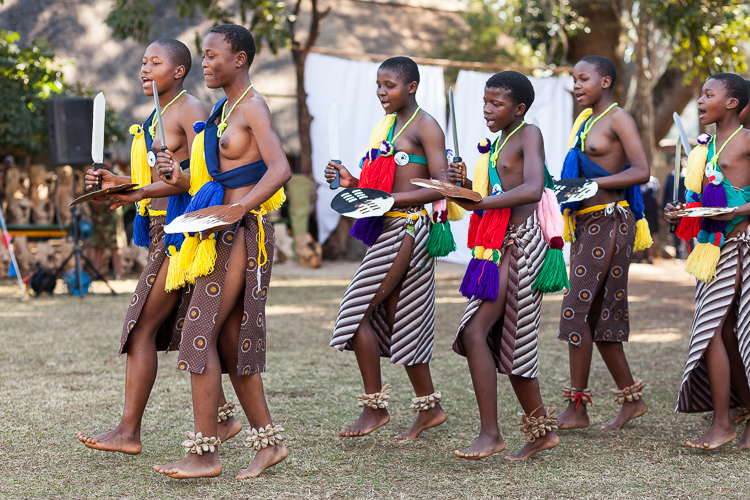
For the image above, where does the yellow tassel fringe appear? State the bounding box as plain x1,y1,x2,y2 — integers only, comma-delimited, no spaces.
164,246,186,292
447,201,465,221
368,114,397,149
472,153,491,198
189,234,217,280
567,109,593,149
685,242,721,283
633,218,653,251
563,208,576,242
685,142,708,193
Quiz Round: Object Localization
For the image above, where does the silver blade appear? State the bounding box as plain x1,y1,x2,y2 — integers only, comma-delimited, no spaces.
672,141,682,203
152,80,166,150
91,92,105,163
328,100,340,161
449,87,459,158
673,112,692,155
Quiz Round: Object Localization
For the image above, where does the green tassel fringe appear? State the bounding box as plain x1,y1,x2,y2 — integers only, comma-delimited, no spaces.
533,248,569,293
426,221,456,258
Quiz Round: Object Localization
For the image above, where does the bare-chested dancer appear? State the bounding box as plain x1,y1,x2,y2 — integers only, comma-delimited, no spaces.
666,73,750,451
447,71,560,460
556,56,650,431
152,24,291,479
77,39,240,455
325,57,448,439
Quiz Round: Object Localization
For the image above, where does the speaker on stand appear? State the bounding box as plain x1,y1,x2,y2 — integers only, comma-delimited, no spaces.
47,98,116,296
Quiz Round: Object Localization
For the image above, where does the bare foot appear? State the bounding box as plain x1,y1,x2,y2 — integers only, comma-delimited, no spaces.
395,405,447,439
601,399,648,430
235,444,288,479
732,423,750,451
556,403,590,430
702,409,738,423
686,422,737,450
505,431,560,461
454,432,505,460
217,417,242,443
153,452,222,479
339,407,390,437
77,427,142,455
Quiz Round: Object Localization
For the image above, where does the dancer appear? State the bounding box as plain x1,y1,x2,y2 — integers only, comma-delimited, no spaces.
325,56,453,439
77,39,241,455
153,24,290,479
447,71,566,460
556,55,651,430
666,73,750,450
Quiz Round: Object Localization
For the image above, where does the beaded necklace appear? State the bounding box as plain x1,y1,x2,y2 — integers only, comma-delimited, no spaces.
217,84,254,138
148,89,186,139
580,102,617,151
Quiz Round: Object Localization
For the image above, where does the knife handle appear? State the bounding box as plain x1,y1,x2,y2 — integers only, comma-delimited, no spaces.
160,145,172,180
92,163,106,192
330,160,341,190
453,156,463,188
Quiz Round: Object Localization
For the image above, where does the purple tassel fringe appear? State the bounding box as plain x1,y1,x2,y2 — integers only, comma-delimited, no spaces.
701,182,729,234
459,258,499,302
459,259,481,298
350,216,384,246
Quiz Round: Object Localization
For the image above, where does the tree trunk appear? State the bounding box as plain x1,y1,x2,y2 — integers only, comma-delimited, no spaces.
292,47,313,175
652,67,703,143
630,15,654,164
567,0,625,103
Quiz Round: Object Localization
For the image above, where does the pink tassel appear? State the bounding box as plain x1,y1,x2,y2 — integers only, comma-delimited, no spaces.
537,188,564,244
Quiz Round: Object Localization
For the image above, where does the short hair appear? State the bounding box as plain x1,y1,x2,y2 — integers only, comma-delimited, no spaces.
152,39,192,78
379,56,420,85
579,55,617,87
708,73,750,112
485,71,535,112
209,24,256,67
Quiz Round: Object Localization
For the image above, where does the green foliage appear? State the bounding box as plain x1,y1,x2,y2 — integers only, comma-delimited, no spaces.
0,31,65,156
107,0,292,54
0,31,126,157
649,0,749,79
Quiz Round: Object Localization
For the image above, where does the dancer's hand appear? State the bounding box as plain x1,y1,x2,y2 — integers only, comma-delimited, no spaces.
446,196,480,212
447,160,466,185
325,161,355,188
663,202,682,225
156,149,181,185
109,189,144,210
85,169,116,191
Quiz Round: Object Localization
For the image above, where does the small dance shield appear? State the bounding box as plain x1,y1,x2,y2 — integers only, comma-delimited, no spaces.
164,204,246,234
409,178,482,202
671,206,737,218
69,183,138,207
553,178,599,205
331,188,394,219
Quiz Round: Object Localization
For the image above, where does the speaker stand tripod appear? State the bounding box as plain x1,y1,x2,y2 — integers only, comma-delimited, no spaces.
53,169,117,297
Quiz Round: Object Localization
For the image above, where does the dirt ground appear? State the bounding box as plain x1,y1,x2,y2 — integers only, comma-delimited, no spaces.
1,259,749,499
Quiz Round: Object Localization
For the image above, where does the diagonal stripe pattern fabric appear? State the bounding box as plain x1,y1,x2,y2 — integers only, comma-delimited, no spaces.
676,231,750,413
330,209,435,366
453,212,546,378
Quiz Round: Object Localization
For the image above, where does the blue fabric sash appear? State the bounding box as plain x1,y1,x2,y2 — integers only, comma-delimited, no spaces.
559,120,644,219
204,98,269,188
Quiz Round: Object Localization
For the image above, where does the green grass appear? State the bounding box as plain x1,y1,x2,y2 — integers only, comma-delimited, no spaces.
1,261,748,499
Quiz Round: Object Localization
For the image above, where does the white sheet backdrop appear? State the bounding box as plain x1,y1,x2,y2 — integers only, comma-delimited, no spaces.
307,53,446,244
441,70,574,264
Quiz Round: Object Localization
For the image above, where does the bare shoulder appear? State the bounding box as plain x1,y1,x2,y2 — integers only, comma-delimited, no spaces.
179,94,209,120
520,123,543,141
610,106,636,128
415,109,444,138
241,93,272,123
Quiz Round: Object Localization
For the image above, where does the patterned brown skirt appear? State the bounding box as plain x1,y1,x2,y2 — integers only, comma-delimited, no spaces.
176,212,274,376
119,216,191,354
558,202,635,346
453,212,546,378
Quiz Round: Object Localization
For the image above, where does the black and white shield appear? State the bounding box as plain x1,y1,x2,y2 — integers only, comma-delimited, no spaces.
553,178,599,205
331,188,394,219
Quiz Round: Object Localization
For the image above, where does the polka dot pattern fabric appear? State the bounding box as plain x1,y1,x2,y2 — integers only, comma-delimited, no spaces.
558,207,635,346
177,213,274,376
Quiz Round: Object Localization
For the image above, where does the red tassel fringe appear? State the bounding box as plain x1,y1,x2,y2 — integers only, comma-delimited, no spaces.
358,154,396,193
467,212,482,248
676,202,702,242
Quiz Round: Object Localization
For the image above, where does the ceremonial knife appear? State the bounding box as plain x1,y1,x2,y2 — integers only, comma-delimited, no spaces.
91,92,106,190
449,87,462,187
328,99,341,189
152,80,171,180
670,112,690,234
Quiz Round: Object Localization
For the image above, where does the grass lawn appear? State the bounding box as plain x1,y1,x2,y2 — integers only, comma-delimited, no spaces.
1,260,748,499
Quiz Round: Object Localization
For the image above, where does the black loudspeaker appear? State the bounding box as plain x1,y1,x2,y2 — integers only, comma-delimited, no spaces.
47,98,93,166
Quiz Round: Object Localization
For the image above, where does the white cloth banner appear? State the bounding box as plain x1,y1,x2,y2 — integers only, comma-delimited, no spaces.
306,53,446,243
442,70,574,264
